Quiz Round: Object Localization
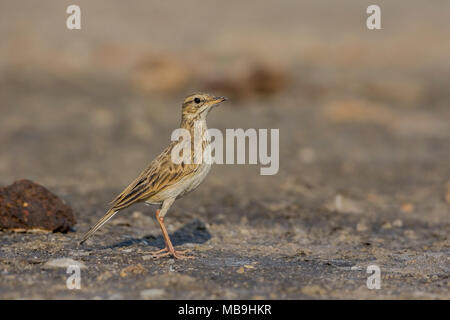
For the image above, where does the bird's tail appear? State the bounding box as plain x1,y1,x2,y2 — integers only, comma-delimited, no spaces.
79,208,118,244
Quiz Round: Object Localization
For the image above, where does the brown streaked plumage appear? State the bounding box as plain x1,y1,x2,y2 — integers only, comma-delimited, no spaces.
79,93,227,259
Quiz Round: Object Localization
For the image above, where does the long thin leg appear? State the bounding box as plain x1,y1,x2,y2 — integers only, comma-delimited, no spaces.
151,208,191,259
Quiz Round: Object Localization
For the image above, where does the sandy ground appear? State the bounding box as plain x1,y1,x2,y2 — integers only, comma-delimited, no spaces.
0,1,449,299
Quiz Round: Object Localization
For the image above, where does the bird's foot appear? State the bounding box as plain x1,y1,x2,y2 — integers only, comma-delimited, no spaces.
150,247,192,260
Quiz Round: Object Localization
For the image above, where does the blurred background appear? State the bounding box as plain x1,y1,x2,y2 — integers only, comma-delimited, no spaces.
0,0,449,299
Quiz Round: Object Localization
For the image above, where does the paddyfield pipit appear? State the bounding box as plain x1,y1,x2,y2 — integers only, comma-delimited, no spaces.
80,93,227,259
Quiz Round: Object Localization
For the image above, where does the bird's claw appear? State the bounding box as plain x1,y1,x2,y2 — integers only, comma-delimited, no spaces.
150,247,192,260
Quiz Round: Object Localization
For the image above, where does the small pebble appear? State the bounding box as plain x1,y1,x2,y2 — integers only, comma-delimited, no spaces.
43,258,86,269
140,289,165,299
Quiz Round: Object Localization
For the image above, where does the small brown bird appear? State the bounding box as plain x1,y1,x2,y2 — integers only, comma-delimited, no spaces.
80,93,227,259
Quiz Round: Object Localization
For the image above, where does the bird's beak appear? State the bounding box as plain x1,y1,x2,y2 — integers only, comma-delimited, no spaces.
212,96,227,105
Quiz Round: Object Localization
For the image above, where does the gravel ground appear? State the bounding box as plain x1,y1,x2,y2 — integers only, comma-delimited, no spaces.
0,0,449,299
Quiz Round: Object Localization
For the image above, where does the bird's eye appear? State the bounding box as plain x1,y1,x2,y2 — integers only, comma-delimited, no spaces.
194,97,201,104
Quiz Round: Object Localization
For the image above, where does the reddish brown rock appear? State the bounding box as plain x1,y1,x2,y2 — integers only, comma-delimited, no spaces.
0,179,75,232
205,63,289,100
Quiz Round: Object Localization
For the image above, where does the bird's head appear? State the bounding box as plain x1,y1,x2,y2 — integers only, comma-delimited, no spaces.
181,92,227,121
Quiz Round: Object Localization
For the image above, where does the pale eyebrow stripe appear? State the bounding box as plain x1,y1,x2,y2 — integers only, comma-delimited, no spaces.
184,97,205,105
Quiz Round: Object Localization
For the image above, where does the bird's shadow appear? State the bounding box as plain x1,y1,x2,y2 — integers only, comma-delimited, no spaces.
104,218,211,250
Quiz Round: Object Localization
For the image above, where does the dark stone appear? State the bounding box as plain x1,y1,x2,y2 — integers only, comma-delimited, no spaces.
0,179,75,232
